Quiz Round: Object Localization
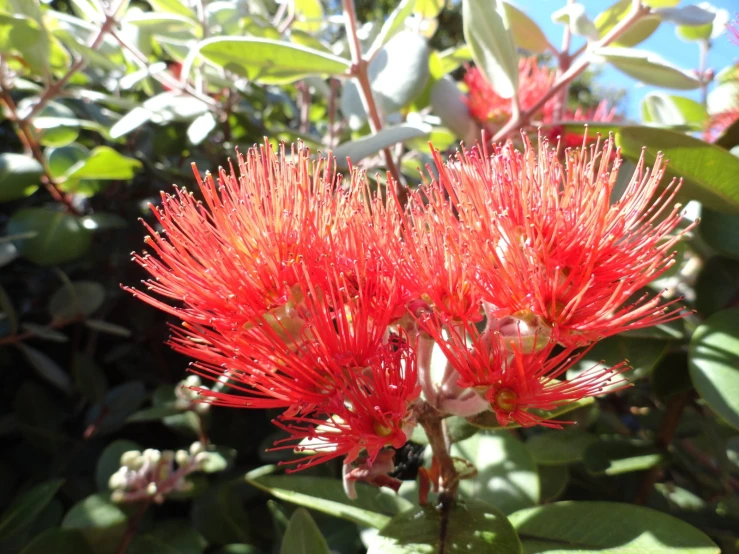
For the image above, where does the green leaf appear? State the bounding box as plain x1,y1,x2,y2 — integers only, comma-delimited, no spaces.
54,29,121,70
123,12,200,38
695,257,739,316
130,520,208,554
689,308,739,429
551,3,598,41
333,123,430,168
72,362,108,405
615,126,739,214
0,479,64,544
96,439,142,492
502,2,551,53
641,92,707,130
567,335,669,388
65,146,141,180
463,0,518,98
7,208,92,266
292,0,324,34
437,44,472,75
525,429,597,466
245,473,413,529
594,47,700,90
187,112,217,145
510,501,720,553
369,500,522,554
198,37,350,84
467,397,595,430
0,153,42,202
700,208,739,259
49,281,105,322
85,381,147,437
127,405,184,422
85,319,132,337
21,322,69,342
537,465,569,503
594,1,661,47
148,0,196,18
18,343,73,394
280,509,330,554
19,528,93,554
191,481,253,545
430,77,477,141
451,432,539,514
413,0,444,19
583,437,664,475
62,494,127,554
369,0,415,54
657,5,716,26
652,351,693,400
45,144,89,180
0,14,49,74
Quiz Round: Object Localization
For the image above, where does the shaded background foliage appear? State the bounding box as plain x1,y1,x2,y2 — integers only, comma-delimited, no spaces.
1,0,739,553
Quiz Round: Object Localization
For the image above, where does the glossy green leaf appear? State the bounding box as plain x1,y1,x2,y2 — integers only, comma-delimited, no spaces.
279,509,330,554
199,37,350,84
84,381,147,437
413,0,444,18
54,29,120,70
451,432,539,514
615,126,739,214
49,281,105,322
7,208,92,266
0,479,65,544
148,0,195,18
0,153,42,202
0,14,49,74
73,354,108,403
245,473,412,529
641,92,707,130
467,397,595,430
651,351,693,400
437,44,472,75
689,308,739,429
65,146,141,180
594,47,700,90
525,429,597,466
430,77,477,142
130,520,207,554
292,0,324,34
695,257,739,316
537,465,569,503
19,528,93,554
369,500,522,554
503,2,551,53
595,0,661,47
187,112,217,145
583,438,664,475
700,208,739,259
18,344,73,394
200,446,236,473
510,501,719,553
190,481,253,545
370,0,417,54
62,494,128,554
333,123,430,168
463,0,518,98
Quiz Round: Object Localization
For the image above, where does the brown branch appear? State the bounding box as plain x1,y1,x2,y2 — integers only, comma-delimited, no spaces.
341,0,405,204
115,500,151,554
492,0,650,143
418,404,459,503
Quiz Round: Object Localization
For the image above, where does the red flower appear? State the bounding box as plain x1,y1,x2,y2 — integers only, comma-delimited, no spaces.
370,185,482,323
728,14,739,45
464,58,619,144
432,136,692,348
271,340,420,470
464,58,555,124
422,319,626,428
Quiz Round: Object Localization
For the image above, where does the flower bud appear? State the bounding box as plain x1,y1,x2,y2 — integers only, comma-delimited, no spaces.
175,449,190,466
120,450,142,470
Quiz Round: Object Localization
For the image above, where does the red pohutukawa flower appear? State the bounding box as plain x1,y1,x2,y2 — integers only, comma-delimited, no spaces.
129,135,690,478
432,135,692,348
464,58,619,143
422,320,627,428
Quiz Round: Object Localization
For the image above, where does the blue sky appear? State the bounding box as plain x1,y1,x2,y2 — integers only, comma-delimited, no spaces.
511,0,738,118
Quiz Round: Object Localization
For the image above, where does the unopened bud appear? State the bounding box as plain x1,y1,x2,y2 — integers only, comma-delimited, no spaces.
143,449,161,464
175,450,190,466
146,482,158,496
108,468,128,490
189,441,205,456
120,450,142,469
111,490,126,503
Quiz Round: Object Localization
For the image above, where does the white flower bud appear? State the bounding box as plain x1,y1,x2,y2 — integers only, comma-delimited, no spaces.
146,482,158,496
143,449,161,464
120,450,142,469
110,490,126,503
175,450,190,466
189,441,205,456
108,468,128,490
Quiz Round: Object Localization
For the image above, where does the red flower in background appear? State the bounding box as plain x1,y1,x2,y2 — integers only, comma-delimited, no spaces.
464,58,619,145
432,136,691,348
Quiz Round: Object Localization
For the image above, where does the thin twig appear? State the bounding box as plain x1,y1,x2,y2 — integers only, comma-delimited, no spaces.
341,0,405,203
492,0,650,143
114,501,151,554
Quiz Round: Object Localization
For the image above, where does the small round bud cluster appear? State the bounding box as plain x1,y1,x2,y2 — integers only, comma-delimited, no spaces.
108,441,212,504
175,375,212,414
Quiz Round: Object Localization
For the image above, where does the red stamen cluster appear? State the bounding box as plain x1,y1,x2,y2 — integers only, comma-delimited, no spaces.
129,136,688,471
